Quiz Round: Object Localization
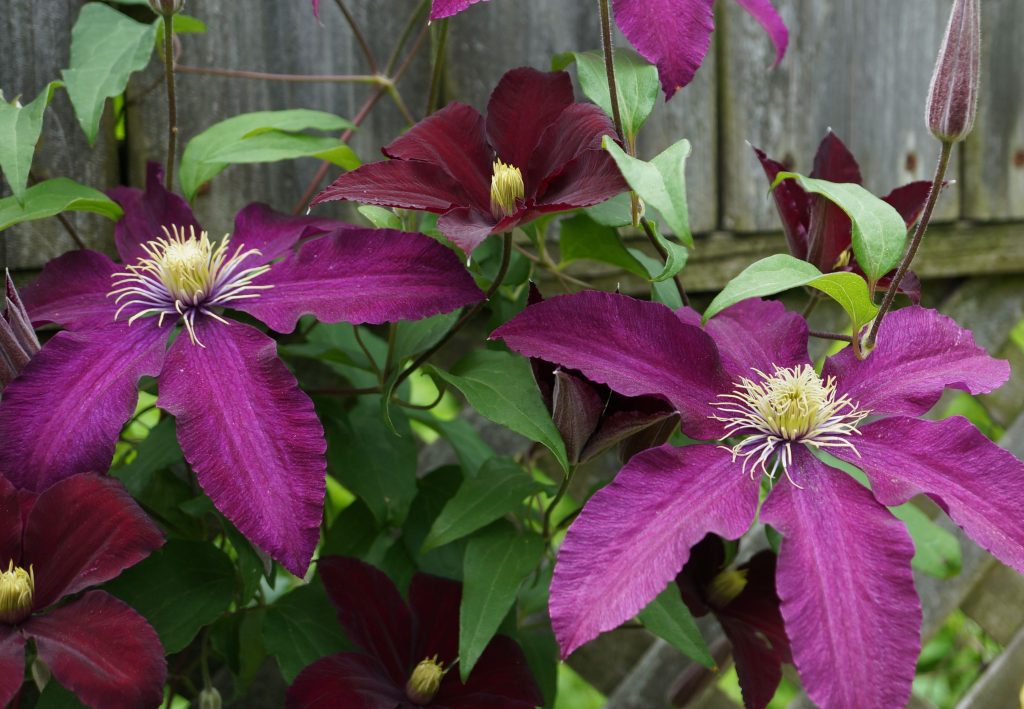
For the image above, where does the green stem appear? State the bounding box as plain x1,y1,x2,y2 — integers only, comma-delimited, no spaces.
597,0,624,139
162,13,177,190
425,18,449,116
543,466,576,540
173,65,383,84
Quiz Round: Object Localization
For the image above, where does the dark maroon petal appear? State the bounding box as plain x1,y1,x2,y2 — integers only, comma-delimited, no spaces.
551,370,605,465
526,104,617,195
24,474,163,609
0,321,168,491
25,591,165,709
533,150,627,210
286,653,404,709
733,0,788,66
231,203,342,264
550,444,759,656
408,573,462,664
0,627,24,708
612,0,715,99
760,448,919,709
157,319,325,576
107,161,201,264
872,268,922,305
317,557,413,684
751,144,811,259
676,534,726,616
433,635,542,709
437,207,499,255
833,416,1024,574
582,396,677,464
429,0,488,19
824,306,1010,417
232,228,483,333
492,291,731,440
0,476,22,567
383,103,493,213
19,250,119,331
882,180,934,227
804,197,852,272
486,68,574,169
311,159,469,213
809,130,862,184
703,299,810,380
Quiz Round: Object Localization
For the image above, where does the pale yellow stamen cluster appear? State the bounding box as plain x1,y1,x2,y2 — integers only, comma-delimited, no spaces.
707,568,749,609
711,364,869,486
490,159,524,219
405,654,445,704
0,561,33,624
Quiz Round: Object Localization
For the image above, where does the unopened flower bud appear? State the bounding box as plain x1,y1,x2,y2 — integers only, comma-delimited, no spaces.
490,159,524,219
198,687,222,709
405,655,444,704
1,271,40,393
926,0,981,144
148,0,185,16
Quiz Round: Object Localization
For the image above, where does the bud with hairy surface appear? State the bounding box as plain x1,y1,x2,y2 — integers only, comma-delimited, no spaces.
926,0,981,144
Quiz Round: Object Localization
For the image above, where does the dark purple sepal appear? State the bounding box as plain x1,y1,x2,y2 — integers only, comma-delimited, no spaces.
107,162,201,264
431,635,542,709
0,476,21,567
19,250,120,331
286,653,405,709
485,68,574,170
551,370,605,466
751,144,811,260
408,572,463,665
231,203,342,264
702,298,810,380
0,627,25,708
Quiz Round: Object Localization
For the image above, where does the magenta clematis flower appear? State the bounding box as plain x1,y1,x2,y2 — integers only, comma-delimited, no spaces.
754,130,934,301
311,67,628,255
286,556,542,708
0,473,165,709
429,0,787,99
493,291,1024,708
675,535,789,709
0,163,484,576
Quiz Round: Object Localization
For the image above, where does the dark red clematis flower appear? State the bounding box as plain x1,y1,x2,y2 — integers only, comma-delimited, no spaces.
287,556,541,709
0,473,165,709
675,535,790,709
753,129,934,301
311,67,628,255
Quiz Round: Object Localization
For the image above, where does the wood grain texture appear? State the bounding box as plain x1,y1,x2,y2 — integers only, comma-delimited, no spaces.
720,0,961,232
963,0,1024,220
1,0,118,269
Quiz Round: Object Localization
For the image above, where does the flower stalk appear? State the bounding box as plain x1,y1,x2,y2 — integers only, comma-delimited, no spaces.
162,12,177,190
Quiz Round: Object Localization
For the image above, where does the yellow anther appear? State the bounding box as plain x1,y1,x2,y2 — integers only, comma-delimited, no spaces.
490,159,524,219
0,561,33,624
707,568,749,608
405,655,445,704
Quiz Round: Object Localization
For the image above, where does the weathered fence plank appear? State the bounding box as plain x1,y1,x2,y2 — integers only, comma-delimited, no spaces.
720,0,961,232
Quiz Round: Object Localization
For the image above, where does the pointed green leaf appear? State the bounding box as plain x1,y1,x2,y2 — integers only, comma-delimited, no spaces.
460,522,544,681
0,178,123,231
604,137,692,246
554,49,658,140
645,220,689,282
423,458,543,551
0,81,62,204
805,271,879,334
637,585,714,667
558,212,647,278
772,172,908,283
62,3,157,145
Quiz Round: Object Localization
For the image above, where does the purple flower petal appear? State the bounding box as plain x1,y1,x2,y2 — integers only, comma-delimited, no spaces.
533,150,627,210
231,203,341,264
527,104,617,195
824,306,1010,417
25,591,166,709
486,68,574,169
492,291,731,440
809,130,863,184
833,416,1024,574
157,318,325,576
429,0,488,20
19,250,119,331
24,474,163,609
409,572,463,664
551,370,606,465
232,229,483,333
733,0,788,66
318,556,413,684
312,159,469,212
760,448,919,709
0,628,24,709
433,635,542,708
383,103,493,213
752,144,811,260
703,299,810,380
0,476,20,567
437,207,499,255
613,0,715,99
550,444,759,656
286,653,404,708
107,162,201,264
0,321,168,491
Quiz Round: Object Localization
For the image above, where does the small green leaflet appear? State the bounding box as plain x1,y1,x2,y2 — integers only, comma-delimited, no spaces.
0,81,62,204
0,178,123,231
62,3,157,145
703,254,879,335
771,172,908,284
459,521,544,680
644,219,689,282
604,137,693,247
358,205,402,230
179,109,357,200
637,585,714,667
558,212,648,278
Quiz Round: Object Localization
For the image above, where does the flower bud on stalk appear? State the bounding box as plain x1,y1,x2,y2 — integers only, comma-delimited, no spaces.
926,0,981,144
148,0,185,15
0,271,40,393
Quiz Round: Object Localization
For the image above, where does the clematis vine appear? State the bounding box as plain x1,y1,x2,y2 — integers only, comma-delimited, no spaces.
754,129,934,301
311,67,628,254
0,473,165,709
493,291,1024,708
0,163,483,576
286,556,541,708
428,0,787,99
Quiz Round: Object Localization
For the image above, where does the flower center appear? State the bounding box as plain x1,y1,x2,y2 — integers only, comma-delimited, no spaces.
490,159,524,219
711,364,869,484
405,655,445,705
109,225,272,347
707,568,748,608
0,561,33,624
